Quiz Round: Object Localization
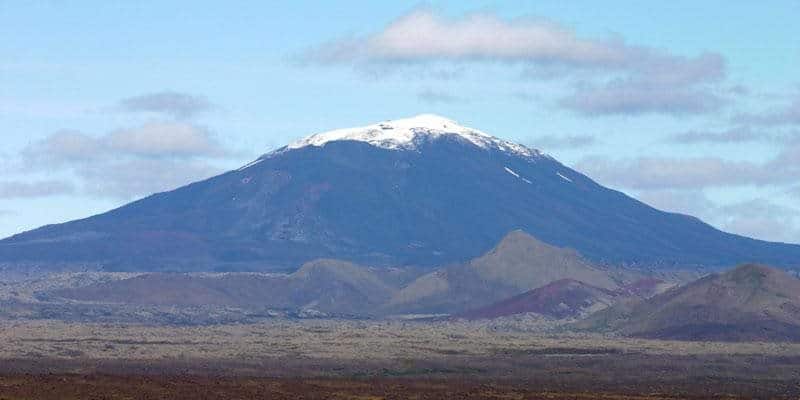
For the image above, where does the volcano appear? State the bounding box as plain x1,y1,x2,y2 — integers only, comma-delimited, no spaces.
575,264,800,341
2,114,799,272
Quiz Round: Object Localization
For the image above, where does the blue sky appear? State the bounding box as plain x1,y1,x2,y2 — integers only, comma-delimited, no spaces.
1,1,799,243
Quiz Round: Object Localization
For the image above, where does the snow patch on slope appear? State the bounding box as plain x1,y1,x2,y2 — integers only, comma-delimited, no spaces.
504,167,520,178
237,158,264,171
505,166,533,185
557,172,573,183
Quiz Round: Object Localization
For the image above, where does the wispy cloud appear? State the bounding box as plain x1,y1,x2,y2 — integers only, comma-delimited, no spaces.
666,127,761,144
118,91,214,119
308,10,629,66
531,134,597,149
24,122,229,163
735,93,800,126
576,151,799,190
577,156,773,189
21,122,234,200
0,180,74,199
417,88,462,103
573,138,800,242
560,53,726,115
561,78,724,116
76,158,223,199
635,189,717,217
307,9,728,116
716,199,800,243
636,189,799,243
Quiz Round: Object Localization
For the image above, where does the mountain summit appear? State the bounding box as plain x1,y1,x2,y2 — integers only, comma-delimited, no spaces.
2,115,800,272
280,114,542,158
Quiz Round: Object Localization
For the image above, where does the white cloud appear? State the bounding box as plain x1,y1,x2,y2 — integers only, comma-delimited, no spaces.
307,9,729,115
21,122,234,199
106,122,229,158
315,11,627,65
25,122,228,163
22,130,102,164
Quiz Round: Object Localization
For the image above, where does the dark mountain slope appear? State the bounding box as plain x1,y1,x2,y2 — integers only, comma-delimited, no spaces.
2,115,799,272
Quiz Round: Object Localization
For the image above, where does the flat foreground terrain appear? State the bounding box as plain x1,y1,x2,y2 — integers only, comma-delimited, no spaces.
1,319,800,399
0,375,775,400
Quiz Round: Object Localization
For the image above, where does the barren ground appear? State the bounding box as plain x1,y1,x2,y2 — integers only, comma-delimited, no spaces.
1,319,799,399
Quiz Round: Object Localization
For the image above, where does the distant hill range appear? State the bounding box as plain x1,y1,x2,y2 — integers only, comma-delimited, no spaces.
49,259,408,318
574,264,800,341
2,114,800,273
385,230,619,315
16,230,800,342
46,230,615,317
451,266,672,321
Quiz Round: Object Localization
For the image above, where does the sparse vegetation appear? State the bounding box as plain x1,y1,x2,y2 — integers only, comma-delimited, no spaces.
2,319,800,398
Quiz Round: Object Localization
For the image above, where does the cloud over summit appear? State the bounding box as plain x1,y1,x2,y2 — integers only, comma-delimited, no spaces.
311,11,628,66
308,10,728,116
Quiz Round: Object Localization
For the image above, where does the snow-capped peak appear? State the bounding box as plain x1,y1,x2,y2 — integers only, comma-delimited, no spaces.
281,114,544,158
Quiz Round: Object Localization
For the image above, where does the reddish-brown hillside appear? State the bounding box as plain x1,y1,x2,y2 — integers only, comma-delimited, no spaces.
455,279,618,320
